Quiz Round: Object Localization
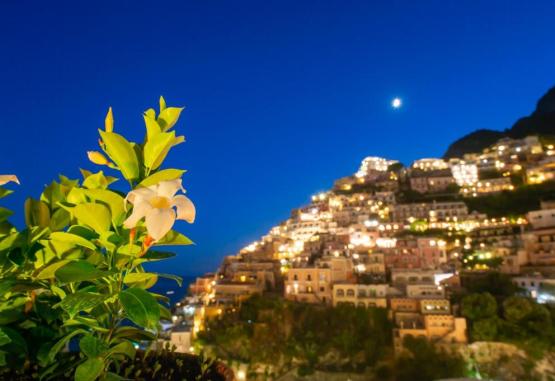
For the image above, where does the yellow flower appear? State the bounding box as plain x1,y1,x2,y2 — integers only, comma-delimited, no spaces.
87,151,110,165
124,179,195,241
0,175,19,186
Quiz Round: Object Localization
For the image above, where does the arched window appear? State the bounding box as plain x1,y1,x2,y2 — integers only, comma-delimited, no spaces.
336,289,345,297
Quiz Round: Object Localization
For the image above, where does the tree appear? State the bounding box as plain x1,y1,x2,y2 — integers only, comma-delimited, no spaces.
472,318,499,341
395,336,466,381
461,293,498,321
503,296,534,323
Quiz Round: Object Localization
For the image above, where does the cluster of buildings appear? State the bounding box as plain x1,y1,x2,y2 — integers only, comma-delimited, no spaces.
165,135,555,358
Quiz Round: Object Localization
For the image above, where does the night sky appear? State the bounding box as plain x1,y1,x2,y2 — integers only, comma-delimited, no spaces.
1,1,554,275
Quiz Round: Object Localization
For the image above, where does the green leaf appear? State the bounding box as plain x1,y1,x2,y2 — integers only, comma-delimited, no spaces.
73,203,111,233
0,327,27,354
0,187,14,199
24,198,50,228
55,260,111,283
58,291,106,317
107,341,136,359
124,272,158,289
83,189,125,225
116,244,141,256
75,357,104,381
0,328,12,346
140,250,176,261
139,169,185,187
40,181,65,207
143,131,176,170
157,106,184,131
112,326,155,341
36,259,71,280
0,207,13,222
99,130,139,181
67,225,98,240
157,273,183,287
120,287,160,329
80,334,108,358
48,329,86,362
82,171,118,190
66,187,88,204
159,304,172,320
0,220,15,237
144,108,156,119
155,230,193,246
0,231,22,251
50,232,97,250
50,208,71,230
143,114,161,140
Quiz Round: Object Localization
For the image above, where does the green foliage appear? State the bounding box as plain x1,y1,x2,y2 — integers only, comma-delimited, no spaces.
199,295,393,375
464,180,555,217
0,97,193,380
462,292,555,356
461,292,498,321
394,336,466,381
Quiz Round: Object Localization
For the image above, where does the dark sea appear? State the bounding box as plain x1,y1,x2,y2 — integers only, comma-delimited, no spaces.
150,275,197,306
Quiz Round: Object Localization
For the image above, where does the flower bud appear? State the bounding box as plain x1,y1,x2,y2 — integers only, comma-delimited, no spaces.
87,151,110,166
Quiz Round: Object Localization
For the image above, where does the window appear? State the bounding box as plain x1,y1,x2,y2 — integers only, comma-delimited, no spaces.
347,289,355,297
336,289,345,297
307,274,312,281
293,274,298,281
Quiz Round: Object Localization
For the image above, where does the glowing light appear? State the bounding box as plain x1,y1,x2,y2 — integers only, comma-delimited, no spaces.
392,97,402,109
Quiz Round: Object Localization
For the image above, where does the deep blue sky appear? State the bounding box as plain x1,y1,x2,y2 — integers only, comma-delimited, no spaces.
1,1,554,275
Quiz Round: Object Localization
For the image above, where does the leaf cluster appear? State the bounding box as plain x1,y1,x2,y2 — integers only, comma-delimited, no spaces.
0,98,192,380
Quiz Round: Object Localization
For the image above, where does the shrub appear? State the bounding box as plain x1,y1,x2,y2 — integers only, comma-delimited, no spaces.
0,98,196,380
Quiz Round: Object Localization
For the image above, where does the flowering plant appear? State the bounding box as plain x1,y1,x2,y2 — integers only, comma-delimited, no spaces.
0,98,194,380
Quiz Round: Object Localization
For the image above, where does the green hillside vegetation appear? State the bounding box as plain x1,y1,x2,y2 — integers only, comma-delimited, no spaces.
461,293,555,359
464,180,555,217
198,296,392,377
198,296,471,381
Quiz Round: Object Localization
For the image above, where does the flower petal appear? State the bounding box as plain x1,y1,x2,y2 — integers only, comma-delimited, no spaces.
123,200,152,229
145,207,176,241
157,179,184,199
172,195,195,223
124,187,156,208
0,175,20,186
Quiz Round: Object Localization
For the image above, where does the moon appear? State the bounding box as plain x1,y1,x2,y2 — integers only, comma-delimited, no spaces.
392,97,402,109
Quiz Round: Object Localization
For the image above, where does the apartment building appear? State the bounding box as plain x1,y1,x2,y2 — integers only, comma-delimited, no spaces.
409,173,456,194
284,257,354,304
332,283,388,308
393,314,468,352
390,201,468,223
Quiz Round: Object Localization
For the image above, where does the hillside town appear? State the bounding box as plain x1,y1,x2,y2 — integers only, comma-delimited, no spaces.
164,134,555,376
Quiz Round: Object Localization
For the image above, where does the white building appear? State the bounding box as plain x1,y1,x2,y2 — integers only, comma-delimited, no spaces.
356,156,398,177
450,160,478,186
411,158,449,172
